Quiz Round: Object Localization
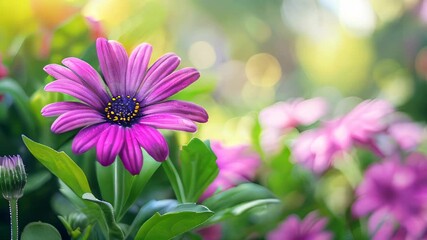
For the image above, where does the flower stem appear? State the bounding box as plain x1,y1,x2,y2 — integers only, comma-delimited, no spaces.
113,159,125,220
163,158,186,203
9,199,18,240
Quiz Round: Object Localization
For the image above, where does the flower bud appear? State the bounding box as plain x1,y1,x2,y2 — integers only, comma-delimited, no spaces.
0,155,27,200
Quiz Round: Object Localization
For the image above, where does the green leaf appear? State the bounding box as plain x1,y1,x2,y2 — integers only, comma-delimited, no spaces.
202,183,279,223
96,151,161,221
0,78,35,134
163,158,186,203
134,203,214,240
83,193,124,240
180,138,218,202
21,222,61,240
121,151,161,217
126,199,178,239
22,135,91,197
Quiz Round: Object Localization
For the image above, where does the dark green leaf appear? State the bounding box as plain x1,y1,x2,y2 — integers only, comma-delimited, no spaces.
22,135,92,197
96,151,161,221
83,193,124,240
0,78,35,134
21,222,61,240
121,151,161,218
126,199,178,239
180,138,218,202
134,203,214,240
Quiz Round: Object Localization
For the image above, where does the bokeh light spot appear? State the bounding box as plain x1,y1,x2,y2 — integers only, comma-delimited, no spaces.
188,41,216,70
245,53,282,87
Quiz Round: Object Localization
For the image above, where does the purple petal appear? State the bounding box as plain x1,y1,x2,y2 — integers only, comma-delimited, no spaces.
136,53,180,100
142,100,208,123
42,102,92,117
72,123,110,154
45,79,105,110
138,114,197,132
119,128,143,175
133,124,168,162
44,64,81,82
96,124,125,166
96,38,128,96
125,43,152,96
144,68,200,104
51,109,104,133
62,57,110,102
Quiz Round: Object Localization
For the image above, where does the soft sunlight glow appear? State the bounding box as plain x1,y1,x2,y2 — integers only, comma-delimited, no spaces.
188,41,217,70
337,0,376,36
245,53,281,87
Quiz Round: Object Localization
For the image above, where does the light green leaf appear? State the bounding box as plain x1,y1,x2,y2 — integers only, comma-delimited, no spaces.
22,135,91,197
82,193,124,240
134,203,214,240
180,138,218,202
21,222,61,240
202,183,279,224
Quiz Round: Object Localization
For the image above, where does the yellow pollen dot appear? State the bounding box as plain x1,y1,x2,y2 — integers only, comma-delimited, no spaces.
132,98,136,101
113,116,118,121
117,96,121,98
127,95,130,98
108,102,111,106
110,111,115,114
112,98,116,101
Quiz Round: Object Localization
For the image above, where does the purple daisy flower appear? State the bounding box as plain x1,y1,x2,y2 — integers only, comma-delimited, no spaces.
267,212,333,240
42,38,208,175
353,155,427,239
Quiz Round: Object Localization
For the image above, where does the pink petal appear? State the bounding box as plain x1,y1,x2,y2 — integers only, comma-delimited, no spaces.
144,68,200,104
62,57,110,102
45,79,105,110
119,128,143,175
96,38,128,96
72,123,110,154
44,64,80,82
293,97,328,125
132,124,168,162
136,53,180,100
96,124,125,166
51,109,104,133
138,114,197,132
42,102,92,117
142,100,208,123
126,43,152,96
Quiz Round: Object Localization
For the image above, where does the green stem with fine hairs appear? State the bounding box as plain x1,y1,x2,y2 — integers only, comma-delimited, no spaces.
9,199,18,240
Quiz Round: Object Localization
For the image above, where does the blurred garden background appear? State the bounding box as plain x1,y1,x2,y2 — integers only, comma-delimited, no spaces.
1,0,427,239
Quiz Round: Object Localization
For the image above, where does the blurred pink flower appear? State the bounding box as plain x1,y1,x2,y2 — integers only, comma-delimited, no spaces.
387,121,424,151
200,141,260,201
85,16,106,40
267,212,333,240
197,224,222,240
353,155,427,239
292,99,394,173
0,56,7,80
198,141,260,240
0,55,8,101
259,97,328,153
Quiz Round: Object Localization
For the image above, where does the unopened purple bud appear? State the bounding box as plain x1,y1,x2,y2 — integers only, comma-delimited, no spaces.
0,155,27,200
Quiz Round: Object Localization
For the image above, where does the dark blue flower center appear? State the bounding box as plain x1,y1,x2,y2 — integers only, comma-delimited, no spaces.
105,95,140,126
